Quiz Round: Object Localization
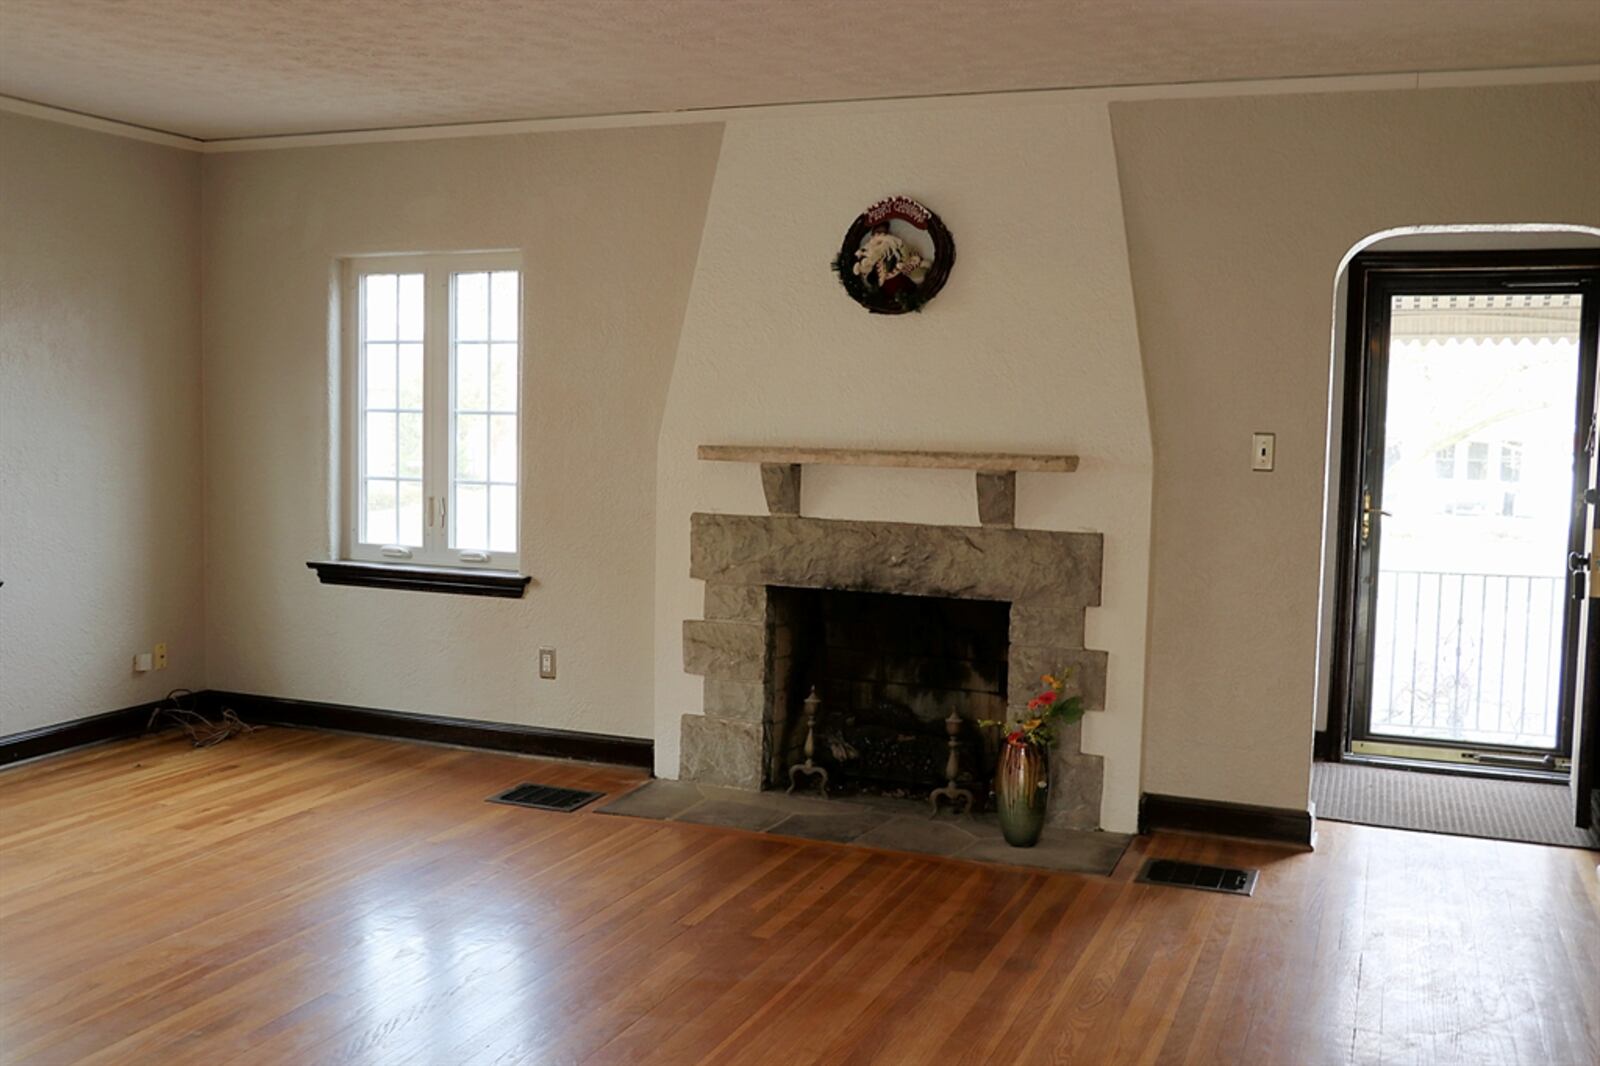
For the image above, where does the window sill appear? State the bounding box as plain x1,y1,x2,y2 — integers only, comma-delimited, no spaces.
306,560,531,599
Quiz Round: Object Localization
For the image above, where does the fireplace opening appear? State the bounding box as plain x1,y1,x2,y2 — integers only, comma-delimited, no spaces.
765,587,1010,798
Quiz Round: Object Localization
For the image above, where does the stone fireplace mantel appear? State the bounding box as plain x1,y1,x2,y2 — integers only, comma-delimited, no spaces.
679,512,1110,829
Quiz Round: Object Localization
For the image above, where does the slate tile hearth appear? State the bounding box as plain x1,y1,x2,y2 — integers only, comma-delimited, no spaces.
598,780,1131,876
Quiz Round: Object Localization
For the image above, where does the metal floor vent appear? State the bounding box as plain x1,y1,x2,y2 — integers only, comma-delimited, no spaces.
488,783,604,813
1135,858,1258,897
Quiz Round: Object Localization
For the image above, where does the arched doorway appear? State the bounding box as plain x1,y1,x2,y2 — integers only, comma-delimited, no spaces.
1313,228,1600,846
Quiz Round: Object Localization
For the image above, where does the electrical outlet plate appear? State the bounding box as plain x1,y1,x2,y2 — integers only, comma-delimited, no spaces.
153,642,168,670
538,647,557,679
1251,432,1275,472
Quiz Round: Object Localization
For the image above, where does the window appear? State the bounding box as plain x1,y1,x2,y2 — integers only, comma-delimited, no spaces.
1465,441,1488,480
344,253,522,570
1499,441,1522,483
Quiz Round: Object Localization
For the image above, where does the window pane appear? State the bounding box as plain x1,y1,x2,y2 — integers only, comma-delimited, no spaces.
396,343,423,409
397,274,424,341
455,483,488,550
1433,446,1455,479
398,413,423,478
1466,441,1488,480
365,412,396,477
364,479,397,544
456,413,488,480
365,274,397,341
490,414,517,483
1500,442,1522,483
456,272,489,341
365,343,396,410
490,271,518,341
490,484,517,552
398,480,424,546
456,343,489,410
490,343,517,412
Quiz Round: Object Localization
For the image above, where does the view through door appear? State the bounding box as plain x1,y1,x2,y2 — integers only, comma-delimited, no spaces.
1333,253,1600,838
1363,292,1581,759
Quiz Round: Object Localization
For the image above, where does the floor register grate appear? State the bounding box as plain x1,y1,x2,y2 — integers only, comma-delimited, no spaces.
488,783,605,813
1135,858,1258,896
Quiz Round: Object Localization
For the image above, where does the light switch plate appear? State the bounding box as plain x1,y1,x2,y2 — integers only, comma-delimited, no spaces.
538,647,557,679
1251,433,1275,472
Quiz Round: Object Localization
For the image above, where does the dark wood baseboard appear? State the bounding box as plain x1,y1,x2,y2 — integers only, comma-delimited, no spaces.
0,701,165,767
203,691,654,769
1139,792,1316,848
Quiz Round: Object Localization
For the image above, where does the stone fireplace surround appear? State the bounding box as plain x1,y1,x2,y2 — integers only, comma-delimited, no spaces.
680,512,1109,830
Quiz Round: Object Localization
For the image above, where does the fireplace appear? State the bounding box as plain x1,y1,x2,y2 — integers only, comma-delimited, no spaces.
679,512,1108,829
766,587,1009,796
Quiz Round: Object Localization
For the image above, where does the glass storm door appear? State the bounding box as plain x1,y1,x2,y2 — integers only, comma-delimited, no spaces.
1345,260,1599,772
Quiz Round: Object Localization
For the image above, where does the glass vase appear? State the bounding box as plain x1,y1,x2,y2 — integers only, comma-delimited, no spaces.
995,738,1048,847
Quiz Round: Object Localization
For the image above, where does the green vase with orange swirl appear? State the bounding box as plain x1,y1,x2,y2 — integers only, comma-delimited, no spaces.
995,737,1048,847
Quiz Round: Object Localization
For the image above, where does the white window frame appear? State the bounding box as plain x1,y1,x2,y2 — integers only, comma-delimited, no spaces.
341,251,523,571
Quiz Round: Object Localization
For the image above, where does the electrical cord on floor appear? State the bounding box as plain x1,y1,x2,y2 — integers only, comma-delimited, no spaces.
145,688,261,748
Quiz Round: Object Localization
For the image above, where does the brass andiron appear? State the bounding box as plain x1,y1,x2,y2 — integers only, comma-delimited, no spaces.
929,712,974,816
787,687,829,797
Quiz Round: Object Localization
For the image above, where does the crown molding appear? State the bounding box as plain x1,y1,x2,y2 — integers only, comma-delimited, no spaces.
3,64,1595,155
0,94,202,149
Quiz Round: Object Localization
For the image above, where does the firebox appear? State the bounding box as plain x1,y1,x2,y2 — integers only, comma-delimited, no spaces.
765,587,1009,797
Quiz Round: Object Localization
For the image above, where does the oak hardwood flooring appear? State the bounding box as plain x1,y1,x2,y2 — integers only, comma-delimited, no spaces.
1,730,1596,1065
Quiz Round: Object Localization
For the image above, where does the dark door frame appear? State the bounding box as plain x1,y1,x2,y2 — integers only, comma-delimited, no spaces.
1326,249,1600,778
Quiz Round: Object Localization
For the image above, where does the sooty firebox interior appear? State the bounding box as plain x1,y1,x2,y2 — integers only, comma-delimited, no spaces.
765,587,1010,796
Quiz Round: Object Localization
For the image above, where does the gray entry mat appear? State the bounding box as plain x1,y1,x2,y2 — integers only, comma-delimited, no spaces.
1312,761,1599,850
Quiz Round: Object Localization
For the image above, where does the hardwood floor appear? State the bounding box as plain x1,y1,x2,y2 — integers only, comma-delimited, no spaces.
1,730,1596,1065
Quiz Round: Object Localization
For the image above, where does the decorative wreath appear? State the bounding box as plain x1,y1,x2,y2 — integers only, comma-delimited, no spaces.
832,196,955,315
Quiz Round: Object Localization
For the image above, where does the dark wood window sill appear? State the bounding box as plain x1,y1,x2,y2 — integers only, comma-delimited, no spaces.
306,560,531,598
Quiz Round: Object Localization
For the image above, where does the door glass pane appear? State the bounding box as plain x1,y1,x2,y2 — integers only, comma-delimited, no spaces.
1368,293,1582,749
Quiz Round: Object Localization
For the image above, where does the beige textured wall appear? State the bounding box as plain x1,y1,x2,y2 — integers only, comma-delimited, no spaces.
0,113,204,734
201,125,722,735
1111,82,1600,811
654,100,1153,832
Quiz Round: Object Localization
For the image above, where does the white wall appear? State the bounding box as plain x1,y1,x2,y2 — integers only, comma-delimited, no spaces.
200,125,721,736
1111,82,1600,811
0,112,204,733
652,100,1153,832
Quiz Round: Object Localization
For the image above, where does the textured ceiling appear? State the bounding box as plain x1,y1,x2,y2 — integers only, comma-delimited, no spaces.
1,0,1597,140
